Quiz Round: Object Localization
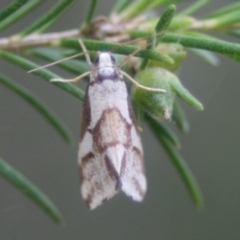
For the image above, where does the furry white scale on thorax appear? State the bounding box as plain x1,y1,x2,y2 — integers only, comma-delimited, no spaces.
78,52,146,209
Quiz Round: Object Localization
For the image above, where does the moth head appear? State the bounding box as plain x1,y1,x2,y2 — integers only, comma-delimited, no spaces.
95,52,116,68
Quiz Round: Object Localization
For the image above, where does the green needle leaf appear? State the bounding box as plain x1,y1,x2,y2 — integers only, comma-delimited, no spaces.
172,101,190,134
60,38,174,64
119,0,180,19
0,156,64,224
148,0,182,10
161,138,204,207
155,4,176,39
146,116,204,208
112,0,130,13
141,4,176,69
119,0,154,19
0,0,42,32
189,48,219,66
0,0,29,22
145,114,180,148
0,50,85,100
84,0,98,26
204,2,240,19
202,9,240,29
162,33,240,62
169,75,204,111
140,5,176,69
0,74,73,144
18,0,75,37
178,0,210,16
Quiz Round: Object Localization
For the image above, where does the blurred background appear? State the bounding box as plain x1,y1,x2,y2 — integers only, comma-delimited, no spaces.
1,0,240,239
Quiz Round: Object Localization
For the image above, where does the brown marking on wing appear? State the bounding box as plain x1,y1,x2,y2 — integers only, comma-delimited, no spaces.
85,189,94,208
80,85,91,140
104,155,122,190
120,144,146,201
131,146,146,198
80,151,120,209
132,146,145,174
92,108,132,153
120,152,127,176
127,95,140,133
131,177,145,198
80,152,95,183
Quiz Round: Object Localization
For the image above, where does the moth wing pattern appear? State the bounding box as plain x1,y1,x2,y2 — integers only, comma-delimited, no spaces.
80,152,120,209
120,123,146,201
78,87,120,210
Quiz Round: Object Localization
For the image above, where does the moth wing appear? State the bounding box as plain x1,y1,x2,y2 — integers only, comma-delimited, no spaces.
78,90,121,210
79,147,120,210
120,126,147,201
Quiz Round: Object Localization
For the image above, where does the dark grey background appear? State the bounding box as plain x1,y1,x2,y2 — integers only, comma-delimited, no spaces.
1,1,240,239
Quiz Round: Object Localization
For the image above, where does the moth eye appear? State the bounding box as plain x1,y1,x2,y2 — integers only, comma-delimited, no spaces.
95,56,99,65
110,55,116,64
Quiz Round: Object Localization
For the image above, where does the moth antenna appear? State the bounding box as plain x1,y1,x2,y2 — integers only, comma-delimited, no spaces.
116,31,165,68
110,32,160,54
28,52,87,73
121,71,166,93
118,47,141,68
51,71,91,83
78,39,93,67
122,31,164,46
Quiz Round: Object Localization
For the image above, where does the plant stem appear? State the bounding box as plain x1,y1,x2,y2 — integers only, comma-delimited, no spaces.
0,29,79,50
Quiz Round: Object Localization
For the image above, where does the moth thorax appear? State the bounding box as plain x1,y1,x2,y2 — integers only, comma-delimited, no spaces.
96,53,117,78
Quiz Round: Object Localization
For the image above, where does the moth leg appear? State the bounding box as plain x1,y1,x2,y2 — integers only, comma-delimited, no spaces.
51,71,91,83
121,71,166,93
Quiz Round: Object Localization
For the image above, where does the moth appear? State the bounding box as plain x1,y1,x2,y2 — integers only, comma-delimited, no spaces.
76,41,165,209
31,40,165,209
79,52,147,209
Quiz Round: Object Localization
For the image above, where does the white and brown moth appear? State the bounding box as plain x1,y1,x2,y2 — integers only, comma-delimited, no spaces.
79,52,150,209
76,41,165,209
32,40,165,209
79,52,146,209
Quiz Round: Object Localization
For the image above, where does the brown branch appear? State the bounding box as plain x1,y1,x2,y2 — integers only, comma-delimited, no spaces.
0,29,80,51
